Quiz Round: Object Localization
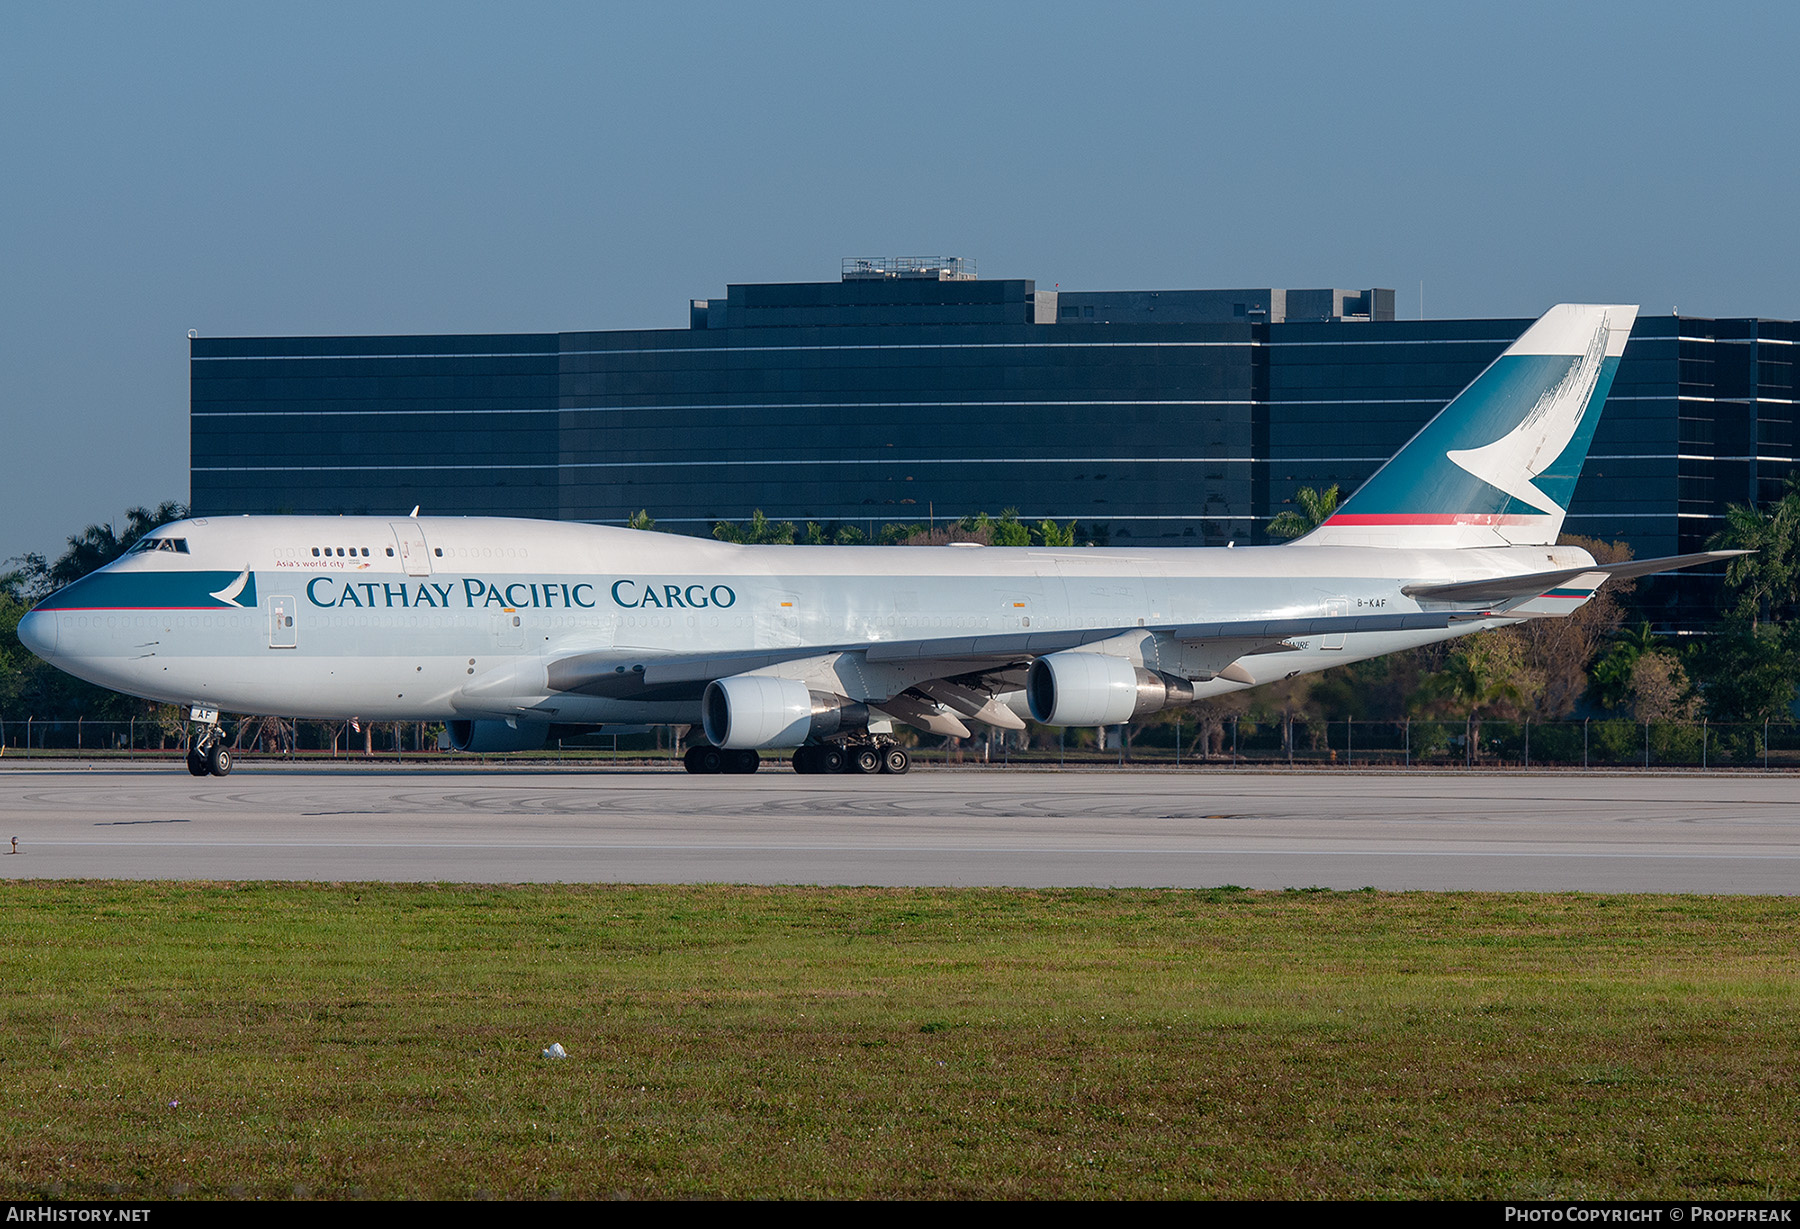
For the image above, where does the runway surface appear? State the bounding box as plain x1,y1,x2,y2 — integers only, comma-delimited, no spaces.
1,763,1797,892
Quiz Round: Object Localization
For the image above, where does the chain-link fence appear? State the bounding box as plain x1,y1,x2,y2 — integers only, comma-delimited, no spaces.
4,714,1799,769
0,716,680,763
914,718,1800,769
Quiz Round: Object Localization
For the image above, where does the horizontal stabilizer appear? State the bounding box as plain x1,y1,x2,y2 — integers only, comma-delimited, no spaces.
1401,550,1747,605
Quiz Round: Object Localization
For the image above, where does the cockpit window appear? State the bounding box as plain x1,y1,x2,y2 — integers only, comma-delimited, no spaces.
128,537,188,554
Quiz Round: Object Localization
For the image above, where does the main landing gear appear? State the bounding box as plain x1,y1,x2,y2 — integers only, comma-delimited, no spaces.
185,725,233,778
683,745,761,775
681,739,911,775
792,740,909,776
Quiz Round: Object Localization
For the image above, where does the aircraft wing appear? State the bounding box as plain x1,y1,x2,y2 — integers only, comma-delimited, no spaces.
861,609,1491,664
536,608,1491,703
541,636,1093,700
1400,550,1746,605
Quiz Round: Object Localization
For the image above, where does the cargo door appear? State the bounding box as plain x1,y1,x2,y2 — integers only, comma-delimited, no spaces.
756,589,803,649
1052,556,1147,630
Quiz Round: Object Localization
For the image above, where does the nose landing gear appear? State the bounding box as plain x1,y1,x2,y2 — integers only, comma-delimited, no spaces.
185,710,233,777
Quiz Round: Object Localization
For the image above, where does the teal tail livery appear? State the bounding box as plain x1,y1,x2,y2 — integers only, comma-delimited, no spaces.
16,301,1745,779
1302,303,1637,549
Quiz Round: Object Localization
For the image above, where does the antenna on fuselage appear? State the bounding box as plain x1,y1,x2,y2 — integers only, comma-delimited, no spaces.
409,506,420,518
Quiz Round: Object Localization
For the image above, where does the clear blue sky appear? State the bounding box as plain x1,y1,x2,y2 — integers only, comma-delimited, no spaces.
4,1,1798,563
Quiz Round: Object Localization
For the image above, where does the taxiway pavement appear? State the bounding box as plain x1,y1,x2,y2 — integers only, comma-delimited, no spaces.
2,763,1797,892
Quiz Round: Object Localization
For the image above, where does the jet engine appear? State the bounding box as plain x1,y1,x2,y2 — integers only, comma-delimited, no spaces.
702,675,869,749
443,718,551,754
1025,653,1196,726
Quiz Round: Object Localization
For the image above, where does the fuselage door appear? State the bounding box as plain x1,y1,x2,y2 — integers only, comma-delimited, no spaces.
391,522,432,577
497,610,525,651
1052,556,1146,630
756,589,803,649
269,595,298,649
1323,597,1349,649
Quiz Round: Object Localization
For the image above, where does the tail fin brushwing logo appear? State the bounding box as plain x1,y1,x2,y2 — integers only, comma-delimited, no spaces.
1301,302,1638,549
1444,312,1612,517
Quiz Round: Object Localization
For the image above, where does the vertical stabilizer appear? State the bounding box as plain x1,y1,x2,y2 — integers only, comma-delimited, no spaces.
1298,303,1638,548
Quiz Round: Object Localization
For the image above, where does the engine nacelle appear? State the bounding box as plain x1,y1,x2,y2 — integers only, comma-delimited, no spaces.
702,675,869,749
1026,653,1196,726
443,718,551,753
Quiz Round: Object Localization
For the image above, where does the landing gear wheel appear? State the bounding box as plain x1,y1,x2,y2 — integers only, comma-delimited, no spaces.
851,746,882,775
186,749,208,777
792,747,817,774
684,745,725,774
816,746,848,775
206,744,233,777
725,749,761,775
881,747,910,775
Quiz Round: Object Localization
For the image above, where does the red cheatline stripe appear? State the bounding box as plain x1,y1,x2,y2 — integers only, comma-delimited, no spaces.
1324,513,1547,526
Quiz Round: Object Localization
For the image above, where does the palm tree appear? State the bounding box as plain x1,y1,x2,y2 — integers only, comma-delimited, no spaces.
1267,485,1340,540
1,554,49,605
1708,491,1800,628
712,510,795,545
991,509,1031,547
48,501,188,589
1591,621,1662,711
1415,631,1532,762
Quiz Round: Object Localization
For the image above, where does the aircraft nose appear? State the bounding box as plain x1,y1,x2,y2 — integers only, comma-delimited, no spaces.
16,609,57,661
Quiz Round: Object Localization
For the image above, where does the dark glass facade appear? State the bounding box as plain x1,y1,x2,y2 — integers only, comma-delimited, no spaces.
191,274,1798,627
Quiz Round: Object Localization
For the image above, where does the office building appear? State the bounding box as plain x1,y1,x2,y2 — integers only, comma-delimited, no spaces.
191,260,1797,625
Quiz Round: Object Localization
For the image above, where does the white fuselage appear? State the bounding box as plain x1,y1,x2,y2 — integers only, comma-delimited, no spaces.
20,515,1589,724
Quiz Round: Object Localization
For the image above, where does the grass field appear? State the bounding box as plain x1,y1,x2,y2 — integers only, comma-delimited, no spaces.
2,883,1796,1199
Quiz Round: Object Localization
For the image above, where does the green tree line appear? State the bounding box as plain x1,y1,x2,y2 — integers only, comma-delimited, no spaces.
1209,481,1800,745
3,502,189,721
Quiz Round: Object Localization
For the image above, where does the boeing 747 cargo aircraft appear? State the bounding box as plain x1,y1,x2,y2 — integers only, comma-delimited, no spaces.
18,303,1737,777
